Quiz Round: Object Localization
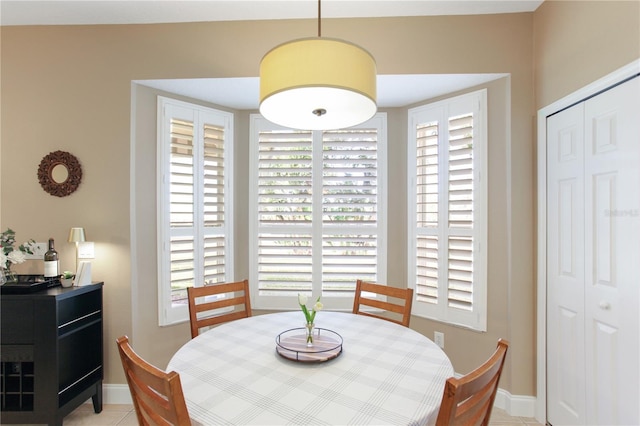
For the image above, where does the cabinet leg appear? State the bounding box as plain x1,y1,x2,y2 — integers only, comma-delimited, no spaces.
91,381,103,413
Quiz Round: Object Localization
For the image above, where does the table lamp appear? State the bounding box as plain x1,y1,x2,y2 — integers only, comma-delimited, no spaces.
68,227,86,273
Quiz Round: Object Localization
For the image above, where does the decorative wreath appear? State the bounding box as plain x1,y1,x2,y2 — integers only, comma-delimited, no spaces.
37,150,83,197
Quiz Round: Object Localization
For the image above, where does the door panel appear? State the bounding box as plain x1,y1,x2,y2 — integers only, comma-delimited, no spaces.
592,320,619,425
547,103,585,425
557,306,581,419
584,77,639,425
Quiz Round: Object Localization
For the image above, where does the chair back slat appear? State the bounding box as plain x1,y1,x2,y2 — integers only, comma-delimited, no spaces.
187,279,252,338
352,279,414,327
117,336,191,426
436,339,509,426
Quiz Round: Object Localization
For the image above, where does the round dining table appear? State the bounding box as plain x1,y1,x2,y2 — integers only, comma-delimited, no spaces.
167,311,454,425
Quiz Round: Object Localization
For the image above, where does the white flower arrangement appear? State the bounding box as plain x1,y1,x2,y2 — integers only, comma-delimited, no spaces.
298,294,323,345
298,294,323,324
1,228,35,271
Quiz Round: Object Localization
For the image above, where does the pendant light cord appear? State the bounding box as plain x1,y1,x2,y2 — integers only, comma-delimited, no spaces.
317,0,321,37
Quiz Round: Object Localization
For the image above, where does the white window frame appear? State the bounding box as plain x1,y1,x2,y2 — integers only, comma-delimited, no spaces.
157,97,234,326
407,90,487,331
248,113,387,311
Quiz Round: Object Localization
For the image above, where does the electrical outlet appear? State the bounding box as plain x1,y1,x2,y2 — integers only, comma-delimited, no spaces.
24,242,47,260
434,331,445,349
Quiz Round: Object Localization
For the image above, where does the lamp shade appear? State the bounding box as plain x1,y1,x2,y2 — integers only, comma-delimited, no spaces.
68,227,86,243
259,37,377,131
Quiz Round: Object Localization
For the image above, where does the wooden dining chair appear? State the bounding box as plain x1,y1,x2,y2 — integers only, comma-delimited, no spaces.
116,335,191,426
352,279,414,327
435,338,510,426
187,279,252,338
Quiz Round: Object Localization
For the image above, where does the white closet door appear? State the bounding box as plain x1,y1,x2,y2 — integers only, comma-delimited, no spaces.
583,77,639,425
547,102,586,426
547,76,639,425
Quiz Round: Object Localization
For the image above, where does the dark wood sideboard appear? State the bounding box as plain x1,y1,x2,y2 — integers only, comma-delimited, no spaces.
0,283,103,425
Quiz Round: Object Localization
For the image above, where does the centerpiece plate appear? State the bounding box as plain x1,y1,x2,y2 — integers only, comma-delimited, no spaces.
276,328,343,363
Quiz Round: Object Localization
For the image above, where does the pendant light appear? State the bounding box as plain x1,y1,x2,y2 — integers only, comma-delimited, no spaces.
259,0,377,131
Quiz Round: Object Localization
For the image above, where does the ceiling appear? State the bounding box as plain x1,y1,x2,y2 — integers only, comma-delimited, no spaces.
2,0,540,109
1,1,544,26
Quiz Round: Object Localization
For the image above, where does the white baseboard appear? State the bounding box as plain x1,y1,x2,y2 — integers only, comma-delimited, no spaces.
103,384,133,405
451,372,537,418
494,388,537,418
102,383,536,419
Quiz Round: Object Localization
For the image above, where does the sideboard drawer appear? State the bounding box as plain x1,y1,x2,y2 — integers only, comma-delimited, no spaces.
57,288,102,328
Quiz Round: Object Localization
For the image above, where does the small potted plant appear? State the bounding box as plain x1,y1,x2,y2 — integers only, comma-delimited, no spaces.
60,271,75,287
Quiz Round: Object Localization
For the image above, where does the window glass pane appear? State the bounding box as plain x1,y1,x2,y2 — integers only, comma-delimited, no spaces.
416,121,439,227
447,236,473,310
416,235,438,304
323,129,378,225
257,233,312,293
448,113,474,228
203,123,225,227
203,235,226,284
258,130,313,225
322,233,377,292
170,235,194,305
170,118,194,227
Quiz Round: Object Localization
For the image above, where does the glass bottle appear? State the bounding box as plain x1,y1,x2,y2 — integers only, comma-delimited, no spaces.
44,238,59,278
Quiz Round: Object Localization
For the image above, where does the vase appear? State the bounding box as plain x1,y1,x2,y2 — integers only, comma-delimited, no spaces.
305,322,315,347
2,269,17,284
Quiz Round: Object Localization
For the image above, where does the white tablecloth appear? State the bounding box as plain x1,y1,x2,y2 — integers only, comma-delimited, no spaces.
167,311,453,425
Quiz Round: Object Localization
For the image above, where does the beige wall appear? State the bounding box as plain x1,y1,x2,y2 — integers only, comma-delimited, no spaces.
534,0,640,109
12,3,634,398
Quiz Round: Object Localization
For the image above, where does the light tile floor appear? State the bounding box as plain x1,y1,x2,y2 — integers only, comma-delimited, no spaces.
59,403,544,425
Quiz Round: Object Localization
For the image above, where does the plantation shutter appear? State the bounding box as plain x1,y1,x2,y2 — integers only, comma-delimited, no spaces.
416,120,440,305
322,129,379,292
446,113,474,310
169,117,195,303
159,98,233,326
202,123,227,284
409,90,486,331
250,114,387,310
256,129,314,293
